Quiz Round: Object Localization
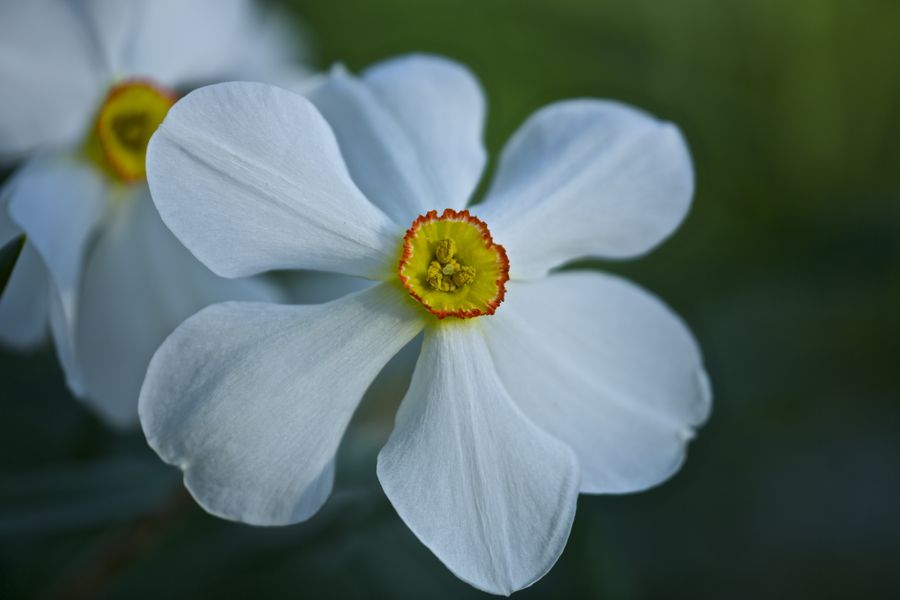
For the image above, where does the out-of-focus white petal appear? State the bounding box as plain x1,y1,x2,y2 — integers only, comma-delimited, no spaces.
377,324,579,595
0,244,49,348
220,4,314,85
116,0,302,86
8,154,108,317
281,271,374,305
0,183,22,248
147,82,399,279
0,181,48,347
483,272,711,494
1,173,78,384
47,279,85,396
139,284,423,525
309,55,486,225
72,0,136,75
477,100,694,278
6,153,109,390
0,0,105,159
77,192,280,428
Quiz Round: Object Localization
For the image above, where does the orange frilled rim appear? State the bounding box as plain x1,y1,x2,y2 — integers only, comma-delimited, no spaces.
397,208,509,319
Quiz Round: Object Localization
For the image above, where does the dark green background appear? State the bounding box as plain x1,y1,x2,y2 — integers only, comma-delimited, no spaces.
2,0,899,597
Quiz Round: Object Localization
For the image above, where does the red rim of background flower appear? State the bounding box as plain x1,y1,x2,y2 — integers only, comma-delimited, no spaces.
95,78,179,183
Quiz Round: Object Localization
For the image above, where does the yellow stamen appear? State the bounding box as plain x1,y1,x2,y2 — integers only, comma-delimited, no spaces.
425,238,477,292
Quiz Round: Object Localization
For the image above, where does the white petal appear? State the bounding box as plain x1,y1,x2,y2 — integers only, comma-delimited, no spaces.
377,325,579,595
47,279,86,396
70,0,135,75
0,205,80,394
116,0,300,85
309,54,486,224
483,272,711,494
213,3,312,84
0,0,104,158
0,181,22,247
477,100,694,278
0,243,49,348
77,192,280,428
139,284,423,525
147,82,399,279
6,154,109,391
8,154,108,303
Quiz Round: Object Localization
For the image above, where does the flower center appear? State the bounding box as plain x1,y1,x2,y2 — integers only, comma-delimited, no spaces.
398,209,509,319
426,239,477,292
85,79,177,183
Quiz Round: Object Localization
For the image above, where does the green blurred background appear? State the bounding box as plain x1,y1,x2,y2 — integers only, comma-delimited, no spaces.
2,0,899,597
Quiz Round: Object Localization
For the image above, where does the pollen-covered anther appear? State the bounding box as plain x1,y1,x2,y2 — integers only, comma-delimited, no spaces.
425,238,477,292
85,79,177,183
398,209,509,319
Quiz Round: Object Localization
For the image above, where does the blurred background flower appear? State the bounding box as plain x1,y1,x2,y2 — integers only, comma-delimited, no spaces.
0,0,311,426
1,0,899,598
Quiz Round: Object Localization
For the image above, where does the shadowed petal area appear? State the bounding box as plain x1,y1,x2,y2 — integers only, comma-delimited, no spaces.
0,244,49,348
47,280,85,396
7,154,107,304
281,270,375,305
483,272,711,494
77,192,279,428
140,284,423,525
377,324,579,595
147,82,399,280
0,0,103,159
477,100,694,278
0,189,47,347
310,54,486,225
7,153,110,394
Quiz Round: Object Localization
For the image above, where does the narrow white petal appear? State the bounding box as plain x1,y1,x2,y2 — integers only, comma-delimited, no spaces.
0,0,104,158
477,100,694,278
309,54,486,224
0,244,49,348
8,154,108,302
483,272,711,494
77,192,280,428
147,82,399,279
0,181,22,247
377,325,579,595
47,279,86,396
0,182,47,347
3,170,83,388
140,284,423,525
6,154,109,391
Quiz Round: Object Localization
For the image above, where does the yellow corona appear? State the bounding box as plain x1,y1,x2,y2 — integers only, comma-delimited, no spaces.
398,209,509,319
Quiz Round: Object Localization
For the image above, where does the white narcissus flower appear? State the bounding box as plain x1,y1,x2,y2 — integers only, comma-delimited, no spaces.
0,0,310,426
141,54,712,595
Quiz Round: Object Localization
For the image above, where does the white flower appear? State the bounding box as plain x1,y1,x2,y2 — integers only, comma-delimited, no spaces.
140,54,712,595
0,0,309,426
